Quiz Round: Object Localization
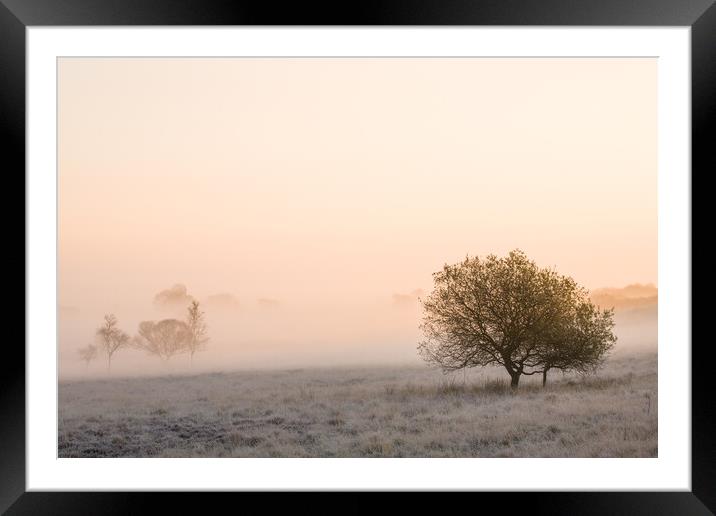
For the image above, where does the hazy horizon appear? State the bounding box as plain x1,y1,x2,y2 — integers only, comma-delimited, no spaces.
58,57,657,379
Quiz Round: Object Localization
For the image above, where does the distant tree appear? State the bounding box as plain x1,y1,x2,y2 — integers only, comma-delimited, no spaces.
418,250,616,389
96,314,131,371
185,300,209,365
134,319,192,362
153,284,195,312
77,344,98,369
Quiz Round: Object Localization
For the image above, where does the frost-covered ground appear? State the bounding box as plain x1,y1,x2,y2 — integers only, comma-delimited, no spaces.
58,350,657,458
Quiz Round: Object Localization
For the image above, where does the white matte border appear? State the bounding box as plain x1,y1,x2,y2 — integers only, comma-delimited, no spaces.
27,27,690,491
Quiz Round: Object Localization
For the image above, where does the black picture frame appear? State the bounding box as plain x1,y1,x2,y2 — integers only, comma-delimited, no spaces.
3,0,710,512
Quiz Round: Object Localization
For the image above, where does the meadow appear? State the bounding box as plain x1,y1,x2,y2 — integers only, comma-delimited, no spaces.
58,349,657,458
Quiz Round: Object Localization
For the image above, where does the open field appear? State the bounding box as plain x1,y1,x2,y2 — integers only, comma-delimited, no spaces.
58,349,657,458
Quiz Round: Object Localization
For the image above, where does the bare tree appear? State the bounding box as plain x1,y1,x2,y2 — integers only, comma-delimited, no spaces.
185,300,209,365
134,319,192,362
95,314,130,371
418,250,616,389
77,344,98,369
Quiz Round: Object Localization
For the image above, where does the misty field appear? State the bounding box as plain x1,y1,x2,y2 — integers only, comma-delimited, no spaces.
58,350,656,458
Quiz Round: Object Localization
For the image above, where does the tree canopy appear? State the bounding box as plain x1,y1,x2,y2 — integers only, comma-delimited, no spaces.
135,319,193,362
418,250,616,388
77,343,98,367
185,300,209,363
95,314,130,371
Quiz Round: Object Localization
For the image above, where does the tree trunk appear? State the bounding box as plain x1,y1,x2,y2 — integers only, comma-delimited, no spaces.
510,372,520,389
542,369,549,387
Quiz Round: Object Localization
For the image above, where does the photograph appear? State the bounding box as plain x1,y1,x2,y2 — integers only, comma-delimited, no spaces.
57,56,658,459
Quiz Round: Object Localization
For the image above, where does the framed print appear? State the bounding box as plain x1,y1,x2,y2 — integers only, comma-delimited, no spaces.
3,0,711,512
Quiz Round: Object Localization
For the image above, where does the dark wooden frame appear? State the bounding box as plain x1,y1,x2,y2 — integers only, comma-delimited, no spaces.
2,0,711,512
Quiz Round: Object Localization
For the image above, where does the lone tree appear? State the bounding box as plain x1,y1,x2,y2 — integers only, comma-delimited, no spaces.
77,344,98,369
185,300,209,364
134,319,192,362
96,314,130,371
418,250,616,389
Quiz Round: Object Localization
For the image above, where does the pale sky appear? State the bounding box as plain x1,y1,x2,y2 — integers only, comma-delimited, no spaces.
58,58,657,376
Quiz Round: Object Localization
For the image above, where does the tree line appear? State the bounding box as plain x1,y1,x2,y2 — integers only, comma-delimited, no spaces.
418,250,616,388
77,250,615,387
78,300,209,371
